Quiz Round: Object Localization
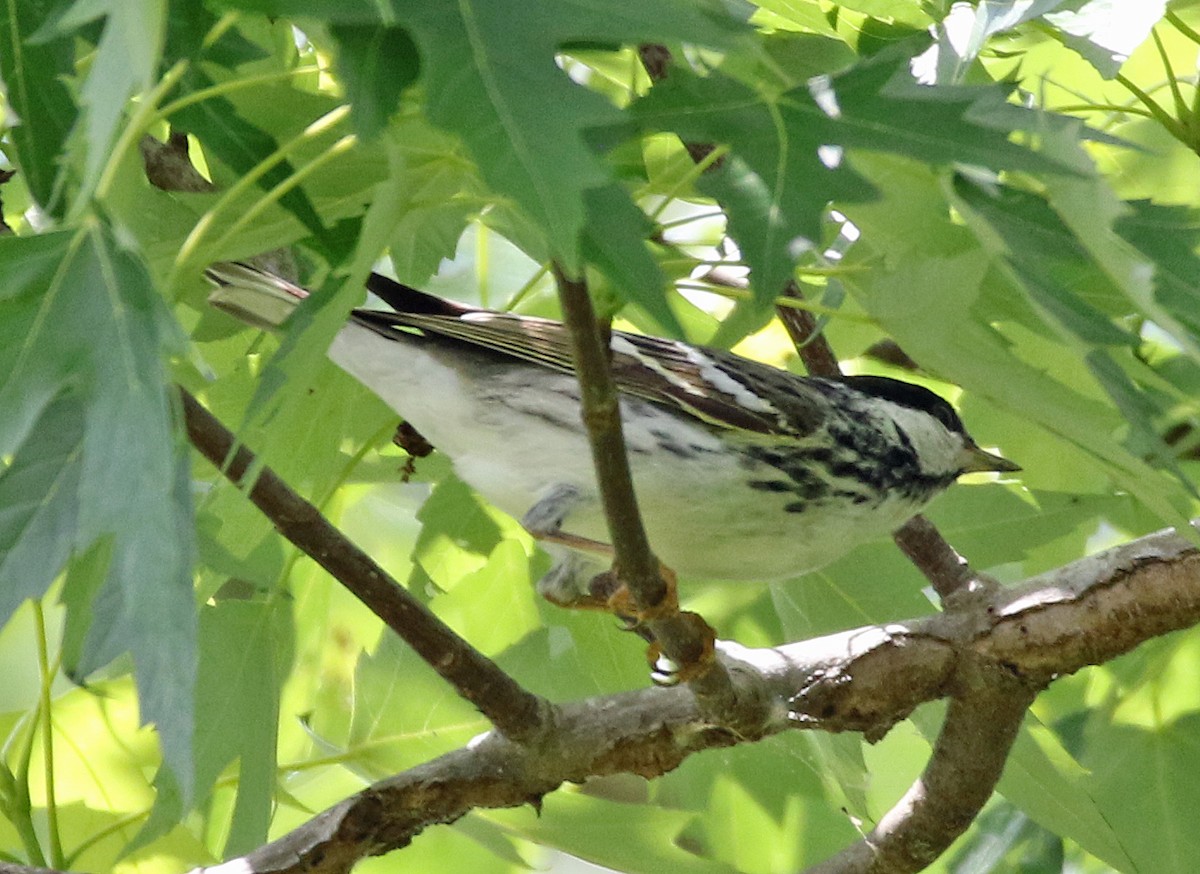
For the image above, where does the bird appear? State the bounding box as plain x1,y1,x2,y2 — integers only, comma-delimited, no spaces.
206,262,1019,611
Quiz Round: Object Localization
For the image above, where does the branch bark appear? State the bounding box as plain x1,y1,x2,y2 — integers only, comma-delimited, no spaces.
179,388,554,744
190,521,1200,873
808,662,1036,874
550,263,739,710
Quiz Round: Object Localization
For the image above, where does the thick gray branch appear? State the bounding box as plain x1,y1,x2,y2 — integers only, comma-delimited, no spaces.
194,523,1200,874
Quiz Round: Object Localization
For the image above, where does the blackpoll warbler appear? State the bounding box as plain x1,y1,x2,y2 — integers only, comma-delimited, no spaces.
207,263,1019,606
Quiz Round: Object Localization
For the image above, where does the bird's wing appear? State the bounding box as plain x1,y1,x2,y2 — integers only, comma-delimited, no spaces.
352,307,827,437
208,262,826,437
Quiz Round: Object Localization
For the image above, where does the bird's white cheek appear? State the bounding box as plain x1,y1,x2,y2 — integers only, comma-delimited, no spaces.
883,405,964,479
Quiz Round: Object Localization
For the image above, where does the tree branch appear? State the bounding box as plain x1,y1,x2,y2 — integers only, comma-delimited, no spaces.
191,521,1200,874
549,264,738,709
808,663,1036,874
777,279,844,379
179,388,554,743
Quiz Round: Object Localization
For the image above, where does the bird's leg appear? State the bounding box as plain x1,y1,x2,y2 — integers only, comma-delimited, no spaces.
521,484,679,622
520,484,612,553
522,485,614,610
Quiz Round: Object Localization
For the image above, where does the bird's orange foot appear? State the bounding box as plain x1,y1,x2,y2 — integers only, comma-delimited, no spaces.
587,562,679,623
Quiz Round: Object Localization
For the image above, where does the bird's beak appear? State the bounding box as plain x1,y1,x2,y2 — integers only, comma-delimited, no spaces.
960,444,1021,474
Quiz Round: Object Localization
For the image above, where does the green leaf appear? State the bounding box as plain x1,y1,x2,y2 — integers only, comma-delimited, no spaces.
924,486,1132,569
654,735,864,870
132,599,289,853
1045,0,1167,79
856,251,1191,527
842,155,1195,532
413,475,505,592
347,632,487,777
140,599,290,855
1115,200,1200,340
946,803,1067,874
627,46,1079,340
581,184,678,334
429,539,541,657
0,393,84,617
835,0,936,27
169,69,336,253
391,0,738,269
0,0,79,214
1035,127,1200,363
329,24,420,140
68,0,167,202
0,227,197,798
916,0,1065,84
951,175,1135,335
1005,720,1138,869
772,531,934,641
483,791,738,874
374,118,481,285
219,0,742,268
909,709,1138,872
1072,633,1200,873
950,173,1195,496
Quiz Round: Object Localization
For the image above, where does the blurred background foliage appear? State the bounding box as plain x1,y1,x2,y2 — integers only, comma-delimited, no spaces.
1,0,1200,871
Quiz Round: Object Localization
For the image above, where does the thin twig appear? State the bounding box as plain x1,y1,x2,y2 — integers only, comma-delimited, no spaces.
891,516,975,601
179,387,554,743
777,280,843,378
549,264,738,706
549,265,663,606
775,283,973,601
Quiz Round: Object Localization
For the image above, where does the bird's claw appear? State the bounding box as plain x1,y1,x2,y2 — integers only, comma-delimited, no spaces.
645,611,718,686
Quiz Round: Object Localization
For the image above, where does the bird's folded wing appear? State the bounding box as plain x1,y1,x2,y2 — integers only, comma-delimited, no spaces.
208,261,825,438
351,308,818,436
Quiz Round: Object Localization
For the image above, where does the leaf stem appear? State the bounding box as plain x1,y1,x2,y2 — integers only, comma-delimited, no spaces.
209,133,358,256
170,105,351,285
1166,11,1200,46
1150,27,1192,141
87,59,191,212
1115,73,1191,144
644,144,729,224
503,262,551,311
4,709,45,867
31,603,63,869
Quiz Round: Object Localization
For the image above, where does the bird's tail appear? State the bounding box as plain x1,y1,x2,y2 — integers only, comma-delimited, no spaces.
205,261,310,331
